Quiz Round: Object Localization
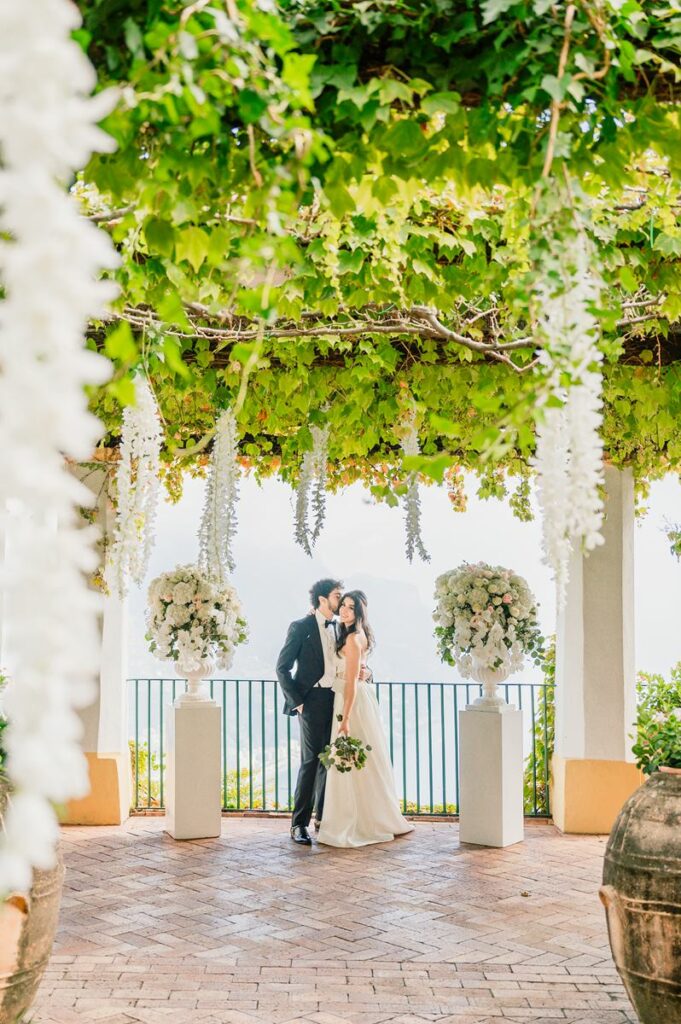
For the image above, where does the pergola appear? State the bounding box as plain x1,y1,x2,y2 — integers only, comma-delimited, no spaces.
52,0,680,837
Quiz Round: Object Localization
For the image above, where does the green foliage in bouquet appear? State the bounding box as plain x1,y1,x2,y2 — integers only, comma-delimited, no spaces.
319,715,372,774
666,524,681,561
632,664,681,774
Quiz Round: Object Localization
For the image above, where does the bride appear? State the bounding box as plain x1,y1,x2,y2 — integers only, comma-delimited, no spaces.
317,591,415,848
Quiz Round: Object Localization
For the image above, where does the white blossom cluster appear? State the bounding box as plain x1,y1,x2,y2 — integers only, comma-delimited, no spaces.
0,0,117,893
294,425,329,556
146,565,248,674
105,376,162,597
534,231,605,605
433,562,543,677
199,409,240,584
402,419,430,563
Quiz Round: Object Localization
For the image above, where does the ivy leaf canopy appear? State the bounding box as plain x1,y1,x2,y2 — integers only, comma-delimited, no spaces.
76,0,681,501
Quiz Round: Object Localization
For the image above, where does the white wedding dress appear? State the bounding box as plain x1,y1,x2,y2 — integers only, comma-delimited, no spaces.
317,652,415,848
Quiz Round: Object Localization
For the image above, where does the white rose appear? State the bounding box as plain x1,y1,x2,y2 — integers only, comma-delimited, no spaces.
166,604,189,627
173,582,194,605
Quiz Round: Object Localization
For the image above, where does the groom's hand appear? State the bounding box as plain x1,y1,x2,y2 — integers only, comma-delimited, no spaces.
295,704,304,714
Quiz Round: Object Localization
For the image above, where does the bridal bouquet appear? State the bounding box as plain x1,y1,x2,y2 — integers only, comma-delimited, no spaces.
146,564,248,672
319,716,372,773
433,562,543,677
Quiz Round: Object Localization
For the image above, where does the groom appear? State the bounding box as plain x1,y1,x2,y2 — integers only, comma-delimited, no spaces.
276,578,343,845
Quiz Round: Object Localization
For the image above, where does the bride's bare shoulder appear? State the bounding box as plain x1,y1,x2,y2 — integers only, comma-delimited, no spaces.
341,631,368,661
355,629,368,653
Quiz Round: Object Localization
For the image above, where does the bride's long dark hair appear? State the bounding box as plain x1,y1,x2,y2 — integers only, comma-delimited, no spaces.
336,590,375,654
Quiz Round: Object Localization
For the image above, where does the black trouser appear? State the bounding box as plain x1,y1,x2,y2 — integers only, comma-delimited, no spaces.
291,687,334,829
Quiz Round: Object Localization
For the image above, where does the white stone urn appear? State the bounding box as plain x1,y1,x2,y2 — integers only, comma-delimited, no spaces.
469,661,510,709
174,657,216,707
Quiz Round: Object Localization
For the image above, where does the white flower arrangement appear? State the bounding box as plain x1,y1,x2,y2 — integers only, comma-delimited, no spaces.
199,408,240,583
294,424,329,555
0,0,117,893
433,562,544,677
106,375,163,597
146,565,248,674
401,417,430,564
534,229,605,604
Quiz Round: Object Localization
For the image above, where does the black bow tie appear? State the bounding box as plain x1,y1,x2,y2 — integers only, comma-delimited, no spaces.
324,619,336,630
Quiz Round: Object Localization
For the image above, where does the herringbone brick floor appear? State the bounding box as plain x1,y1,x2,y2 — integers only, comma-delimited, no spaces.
31,817,637,1024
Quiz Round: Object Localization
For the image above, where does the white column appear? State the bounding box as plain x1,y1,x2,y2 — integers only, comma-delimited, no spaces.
166,702,222,840
459,704,524,848
553,464,641,833
63,464,130,824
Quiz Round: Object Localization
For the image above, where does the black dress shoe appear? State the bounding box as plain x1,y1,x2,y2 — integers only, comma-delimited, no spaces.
290,825,312,845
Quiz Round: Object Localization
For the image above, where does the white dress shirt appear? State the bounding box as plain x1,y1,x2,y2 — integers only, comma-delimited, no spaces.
315,609,337,688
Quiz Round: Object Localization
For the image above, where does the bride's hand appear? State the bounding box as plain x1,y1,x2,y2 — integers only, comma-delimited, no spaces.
338,718,350,737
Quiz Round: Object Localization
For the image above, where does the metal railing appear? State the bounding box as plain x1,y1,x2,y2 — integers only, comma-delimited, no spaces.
128,678,554,818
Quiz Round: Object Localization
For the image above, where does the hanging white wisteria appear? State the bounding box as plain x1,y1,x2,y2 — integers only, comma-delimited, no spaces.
0,1,117,893
105,375,162,598
198,408,240,583
294,425,329,556
534,229,605,604
401,417,430,564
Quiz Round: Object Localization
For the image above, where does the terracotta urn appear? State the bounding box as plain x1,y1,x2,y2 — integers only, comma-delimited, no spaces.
600,767,681,1023
0,778,64,1023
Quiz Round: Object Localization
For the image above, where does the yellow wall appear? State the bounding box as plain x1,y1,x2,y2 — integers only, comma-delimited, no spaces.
60,753,130,826
552,756,643,834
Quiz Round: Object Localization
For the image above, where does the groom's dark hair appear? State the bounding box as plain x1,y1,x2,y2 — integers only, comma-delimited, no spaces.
310,578,343,608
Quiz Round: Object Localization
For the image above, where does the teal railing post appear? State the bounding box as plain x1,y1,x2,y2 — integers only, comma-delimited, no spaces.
159,679,165,809
388,685,394,764
134,679,139,809
222,680,227,810
530,685,538,815
261,679,266,810
401,684,407,813
427,684,433,814
146,679,152,808
235,679,241,809
544,684,552,817
248,679,253,808
286,713,292,811
440,683,446,814
453,686,460,814
414,683,421,813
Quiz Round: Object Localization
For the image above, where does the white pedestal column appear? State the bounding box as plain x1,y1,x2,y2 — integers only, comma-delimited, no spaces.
459,705,524,848
553,464,642,833
166,702,222,840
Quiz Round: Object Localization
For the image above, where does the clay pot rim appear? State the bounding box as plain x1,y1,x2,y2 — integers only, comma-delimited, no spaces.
658,765,681,775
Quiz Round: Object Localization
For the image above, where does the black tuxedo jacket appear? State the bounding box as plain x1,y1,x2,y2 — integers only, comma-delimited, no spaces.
276,614,331,716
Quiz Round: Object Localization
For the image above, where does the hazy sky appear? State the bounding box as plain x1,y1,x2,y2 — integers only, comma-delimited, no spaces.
128,472,681,685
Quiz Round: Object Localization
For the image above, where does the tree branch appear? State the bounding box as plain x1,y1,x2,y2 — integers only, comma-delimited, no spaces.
99,303,541,371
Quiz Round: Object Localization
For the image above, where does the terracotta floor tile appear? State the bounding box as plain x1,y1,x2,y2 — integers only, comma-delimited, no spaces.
30,818,638,1024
